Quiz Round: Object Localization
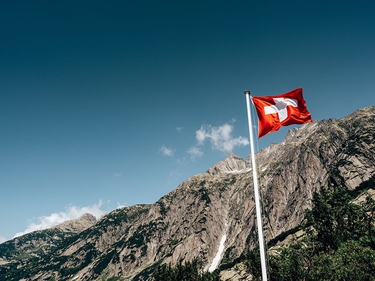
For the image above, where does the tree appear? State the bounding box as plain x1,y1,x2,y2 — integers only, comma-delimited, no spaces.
151,258,220,281
244,187,375,281
304,187,365,250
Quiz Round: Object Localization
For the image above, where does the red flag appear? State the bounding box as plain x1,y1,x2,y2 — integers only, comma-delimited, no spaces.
251,88,312,138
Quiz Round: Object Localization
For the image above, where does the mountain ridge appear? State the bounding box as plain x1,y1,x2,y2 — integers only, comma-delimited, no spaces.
1,106,374,280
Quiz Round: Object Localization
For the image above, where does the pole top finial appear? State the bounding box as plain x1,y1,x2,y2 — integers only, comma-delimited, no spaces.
244,89,251,95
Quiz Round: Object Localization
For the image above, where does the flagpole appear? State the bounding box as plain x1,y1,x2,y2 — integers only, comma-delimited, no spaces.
244,90,268,281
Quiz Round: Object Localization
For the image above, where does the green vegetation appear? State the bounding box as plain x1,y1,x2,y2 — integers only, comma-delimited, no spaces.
98,267,124,281
157,200,169,216
93,249,116,275
0,229,77,261
243,186,375,281
151,258,220,281
199,188,212,204
107,277,123,281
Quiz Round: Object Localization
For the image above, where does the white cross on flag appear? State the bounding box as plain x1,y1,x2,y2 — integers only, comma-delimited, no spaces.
251,88,312,138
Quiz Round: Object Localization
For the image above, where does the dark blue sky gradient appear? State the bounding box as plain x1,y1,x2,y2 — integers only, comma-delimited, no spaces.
1,0,374,240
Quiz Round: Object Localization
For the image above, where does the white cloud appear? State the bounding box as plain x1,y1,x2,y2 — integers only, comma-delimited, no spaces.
176,126,184,132
13,201,106,238
187,146,203,160
0,236,7,244
194,122,249,153
112,172,123,177
116,203,126,209
159,145,175,157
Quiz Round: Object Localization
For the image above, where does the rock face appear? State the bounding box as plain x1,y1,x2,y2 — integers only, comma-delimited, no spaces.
206,152,248,175
1,106,375,281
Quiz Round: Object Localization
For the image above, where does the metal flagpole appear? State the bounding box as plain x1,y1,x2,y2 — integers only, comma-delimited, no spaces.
244,90,268,281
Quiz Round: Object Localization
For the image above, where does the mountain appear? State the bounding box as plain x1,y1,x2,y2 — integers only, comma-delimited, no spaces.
0,214,96,266
1,106,374,281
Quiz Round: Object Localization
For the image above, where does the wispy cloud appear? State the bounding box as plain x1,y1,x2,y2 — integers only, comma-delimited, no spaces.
116,203,126,209
13,201,106,238
0,236,6,244
193,122,249,154
112,172,123,177
176,127,184,132
167,170,182,183
176,157,187,166
187,146,203,160
159,145,175,157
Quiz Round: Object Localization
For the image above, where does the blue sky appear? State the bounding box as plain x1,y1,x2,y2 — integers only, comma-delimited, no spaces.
1,0,374,242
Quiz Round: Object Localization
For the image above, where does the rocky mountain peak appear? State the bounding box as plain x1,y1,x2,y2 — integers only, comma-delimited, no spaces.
283,120,319,143
206,152,248,175
52,213,97,233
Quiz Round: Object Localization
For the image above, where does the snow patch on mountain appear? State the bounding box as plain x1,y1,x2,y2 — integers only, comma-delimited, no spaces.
208,223,227,272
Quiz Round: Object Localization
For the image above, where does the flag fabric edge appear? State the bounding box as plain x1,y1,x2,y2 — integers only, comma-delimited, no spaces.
251,88,312,138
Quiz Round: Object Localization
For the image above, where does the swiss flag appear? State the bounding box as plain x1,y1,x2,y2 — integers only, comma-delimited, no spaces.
251,88,312,138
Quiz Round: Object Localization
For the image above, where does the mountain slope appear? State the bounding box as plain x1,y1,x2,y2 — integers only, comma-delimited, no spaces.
1,106,374,281
0,213,97,278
